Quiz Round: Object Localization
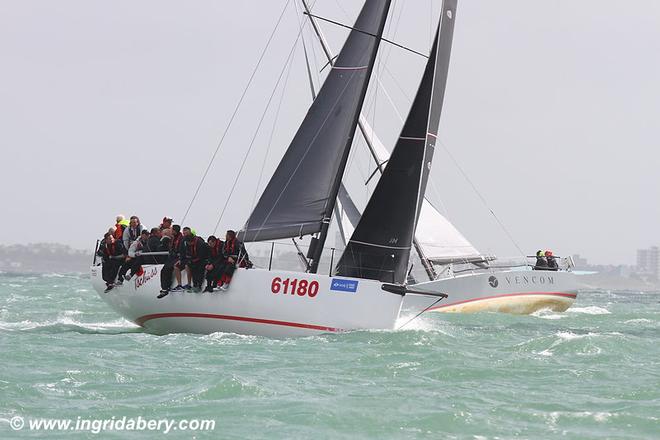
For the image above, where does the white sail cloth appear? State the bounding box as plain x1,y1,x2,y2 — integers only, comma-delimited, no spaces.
416,199,480,262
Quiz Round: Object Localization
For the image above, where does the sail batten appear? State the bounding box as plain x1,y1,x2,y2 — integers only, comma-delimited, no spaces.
239,0,391,243
336,0,458,284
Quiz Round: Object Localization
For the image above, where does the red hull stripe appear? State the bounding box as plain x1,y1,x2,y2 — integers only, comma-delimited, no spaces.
135,312,341,332
428,291,577,312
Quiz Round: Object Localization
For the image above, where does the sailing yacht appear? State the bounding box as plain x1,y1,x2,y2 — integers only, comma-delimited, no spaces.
91,0,458,337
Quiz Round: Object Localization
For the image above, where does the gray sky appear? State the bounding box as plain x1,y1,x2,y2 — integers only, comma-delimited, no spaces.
1,0,659,265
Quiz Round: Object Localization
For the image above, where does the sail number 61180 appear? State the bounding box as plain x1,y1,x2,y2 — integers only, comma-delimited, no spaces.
271,277,319,297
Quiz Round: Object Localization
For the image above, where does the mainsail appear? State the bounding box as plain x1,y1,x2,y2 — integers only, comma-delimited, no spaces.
335,0,457,283
239,0,391,246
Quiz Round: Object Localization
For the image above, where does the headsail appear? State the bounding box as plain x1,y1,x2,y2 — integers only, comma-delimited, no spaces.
416,199,481,263
335,0,457,283
343,116,481,265
239,0,391,243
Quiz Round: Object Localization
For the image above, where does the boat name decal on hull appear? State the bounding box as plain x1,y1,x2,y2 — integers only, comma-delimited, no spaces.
135,267,159,290
504,275,555,286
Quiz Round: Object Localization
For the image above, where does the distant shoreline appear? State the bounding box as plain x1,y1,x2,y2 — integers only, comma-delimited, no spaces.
0,243,92,274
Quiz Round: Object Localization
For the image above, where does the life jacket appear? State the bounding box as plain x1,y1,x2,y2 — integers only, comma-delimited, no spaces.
104,241,117,257
113,224,125,240
223,238,237,257
189,237,199,258
210,240,222,258
170,233,182,252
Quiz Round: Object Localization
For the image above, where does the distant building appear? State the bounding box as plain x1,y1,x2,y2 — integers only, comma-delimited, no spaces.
572,254,588,269
636,246,659,280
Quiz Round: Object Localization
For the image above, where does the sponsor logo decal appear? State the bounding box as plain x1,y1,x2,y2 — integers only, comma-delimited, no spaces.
488,276,498,288
135,267,158,290
330,278,358,293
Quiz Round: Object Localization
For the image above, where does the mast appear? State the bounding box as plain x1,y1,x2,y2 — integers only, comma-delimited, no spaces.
303,0,437,280
335,0,458,284
239,0,392,274
307,0,392,273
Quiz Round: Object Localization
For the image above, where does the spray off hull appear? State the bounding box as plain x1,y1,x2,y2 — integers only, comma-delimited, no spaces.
90,266,403,337
404,270,577,315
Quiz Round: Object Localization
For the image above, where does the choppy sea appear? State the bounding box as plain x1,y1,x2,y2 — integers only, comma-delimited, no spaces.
0,272,658,439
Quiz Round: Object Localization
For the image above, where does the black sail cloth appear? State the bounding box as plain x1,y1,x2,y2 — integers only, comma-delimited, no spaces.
335,0,458,284
239,0,391,243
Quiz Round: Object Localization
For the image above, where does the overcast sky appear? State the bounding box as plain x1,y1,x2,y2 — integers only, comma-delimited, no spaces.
1,0,659,265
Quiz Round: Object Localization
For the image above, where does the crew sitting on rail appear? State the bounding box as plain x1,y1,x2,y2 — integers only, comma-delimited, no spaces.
533,250,548,270
98,216,252,295
158,225,182,299
183,230,210,292
203,235,225,293
141,227,164,264
122,215,145,250
171,227,194,291
97,232,126,292
545,250,559,271
120,229,151,281
159,216,173,238
216,230,251,292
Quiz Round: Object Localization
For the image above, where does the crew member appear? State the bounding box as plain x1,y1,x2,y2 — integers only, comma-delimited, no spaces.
144,227,163,264
97,232,126,292
183,231,210,292
534,250,548,270
160,216,173,238
122,230,150,281
217,230,249,291
203,235,224,293
158,225,182,298
546,250,559,271
114,215,129,240
122,215,144,250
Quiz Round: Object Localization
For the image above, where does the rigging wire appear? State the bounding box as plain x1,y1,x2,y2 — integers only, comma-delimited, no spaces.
396,296,445,330
435,138,527,257
213,5,309,235
250,35,297,215
303,12,428,59
180,0,292,225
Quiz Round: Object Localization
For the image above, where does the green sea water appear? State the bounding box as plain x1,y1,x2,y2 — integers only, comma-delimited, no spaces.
0,272,658,439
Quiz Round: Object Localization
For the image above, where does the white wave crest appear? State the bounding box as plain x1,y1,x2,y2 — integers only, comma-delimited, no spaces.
531,309,565,320
0,317,138,332
568,306,611,315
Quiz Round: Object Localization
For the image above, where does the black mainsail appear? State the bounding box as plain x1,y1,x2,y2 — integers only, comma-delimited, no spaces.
239,0,391,271
335,0,457,284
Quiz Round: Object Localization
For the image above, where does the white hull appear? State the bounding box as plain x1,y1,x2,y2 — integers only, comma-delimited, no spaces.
404,269,578,315
90,266,403,337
